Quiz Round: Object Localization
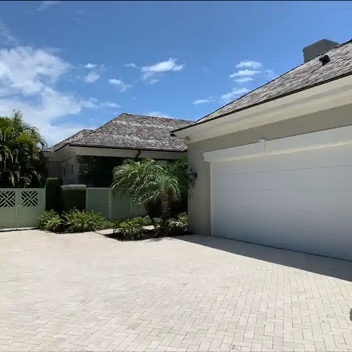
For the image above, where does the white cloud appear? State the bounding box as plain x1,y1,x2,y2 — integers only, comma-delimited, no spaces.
221,60,275,104
108,78,129,92
234,77,253,84
148,78,159,85
37,1,61,11
220,88,249,102
141,58,184,81
193,98,212,105
85,63,97,69
0,20,17,45
0,46,69,95
147,111,173,119
265,69,277,80
0,46,97,145
125,63,138,68
236,60,263,69
100,101,120,109
229,69,260,78
84,71,100,83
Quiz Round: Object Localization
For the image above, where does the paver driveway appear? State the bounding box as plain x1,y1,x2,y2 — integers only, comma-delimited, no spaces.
0,230,351,351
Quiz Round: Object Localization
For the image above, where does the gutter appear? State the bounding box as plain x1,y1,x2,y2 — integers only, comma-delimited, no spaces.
68,144,187,153
135,150,141,159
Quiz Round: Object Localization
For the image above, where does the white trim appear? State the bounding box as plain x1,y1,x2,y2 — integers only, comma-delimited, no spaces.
210,162,213,236
71,146,186,160
175,75,352,143
45,145,186,161
204,124,352,163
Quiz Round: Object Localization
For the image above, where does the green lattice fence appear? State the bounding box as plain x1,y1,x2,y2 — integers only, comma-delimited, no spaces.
0,188,46,229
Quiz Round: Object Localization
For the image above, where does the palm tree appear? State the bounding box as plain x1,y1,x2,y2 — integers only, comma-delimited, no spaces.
111,158,189,222
0,111,46,188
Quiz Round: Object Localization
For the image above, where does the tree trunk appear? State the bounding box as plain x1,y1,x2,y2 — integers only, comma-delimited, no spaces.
160,194,170,221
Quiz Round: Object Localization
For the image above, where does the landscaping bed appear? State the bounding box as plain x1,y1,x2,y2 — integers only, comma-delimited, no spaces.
107,213,189,241
38,209,189,240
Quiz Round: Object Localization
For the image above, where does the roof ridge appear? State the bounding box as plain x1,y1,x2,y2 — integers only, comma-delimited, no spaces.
90,113,192,134
197,38,352,123
123,112,193,123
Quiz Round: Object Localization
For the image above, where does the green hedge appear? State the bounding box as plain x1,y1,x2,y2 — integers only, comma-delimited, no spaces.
45,178,62,212
61,186,86,212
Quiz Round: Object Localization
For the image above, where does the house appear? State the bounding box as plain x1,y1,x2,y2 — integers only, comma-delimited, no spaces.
173,39,352,261
44,113,191,185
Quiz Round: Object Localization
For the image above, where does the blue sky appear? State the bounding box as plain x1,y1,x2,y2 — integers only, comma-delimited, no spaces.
0,1,351,145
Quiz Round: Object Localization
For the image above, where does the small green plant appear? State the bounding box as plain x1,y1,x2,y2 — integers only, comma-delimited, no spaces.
113,217,146,240
156,213,188,237
38,209,112,233
142,216,153,226
38,210,64,232
63,209,112,233
177,212,188,226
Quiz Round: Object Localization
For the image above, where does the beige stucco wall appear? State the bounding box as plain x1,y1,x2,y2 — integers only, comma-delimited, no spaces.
188,103,352,235
46,160,61,178
46,157,80,184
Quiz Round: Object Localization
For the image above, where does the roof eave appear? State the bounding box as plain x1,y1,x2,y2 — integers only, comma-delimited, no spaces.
173,71,352,136
69,143,187,153
174,73,352,142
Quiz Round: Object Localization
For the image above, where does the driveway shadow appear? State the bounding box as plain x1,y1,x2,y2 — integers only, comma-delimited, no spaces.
178,235,352,282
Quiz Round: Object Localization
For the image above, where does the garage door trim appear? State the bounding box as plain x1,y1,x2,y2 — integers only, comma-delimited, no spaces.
204,124,352,163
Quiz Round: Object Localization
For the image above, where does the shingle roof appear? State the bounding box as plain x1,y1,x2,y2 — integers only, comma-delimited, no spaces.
67,113,191,152
45,129,93,152
175,39,352,131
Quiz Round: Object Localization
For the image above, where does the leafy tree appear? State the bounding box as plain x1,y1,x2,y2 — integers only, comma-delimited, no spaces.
77,156,125,187
0,111,46,188
111,158,189,223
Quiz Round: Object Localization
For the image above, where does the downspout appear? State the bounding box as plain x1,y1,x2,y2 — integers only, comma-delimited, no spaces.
134,149,141,160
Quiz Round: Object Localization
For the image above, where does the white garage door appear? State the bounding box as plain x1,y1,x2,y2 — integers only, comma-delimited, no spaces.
211,142,352,261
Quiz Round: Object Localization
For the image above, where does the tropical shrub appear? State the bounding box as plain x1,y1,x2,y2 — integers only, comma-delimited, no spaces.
113,217,146,240
78,156,125,187
38,209,112,233
38,210,64,232
111,158,189,223
142,216,153,226
156,213,188,237
0,111,46,188
63,209,112,233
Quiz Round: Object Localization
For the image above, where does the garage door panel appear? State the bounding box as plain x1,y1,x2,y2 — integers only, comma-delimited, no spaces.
211,146,352,260
212,207,351,259
213,165,352,191
213,189,352,214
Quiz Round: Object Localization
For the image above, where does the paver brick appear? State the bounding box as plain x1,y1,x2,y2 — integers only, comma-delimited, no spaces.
0,230,351,351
